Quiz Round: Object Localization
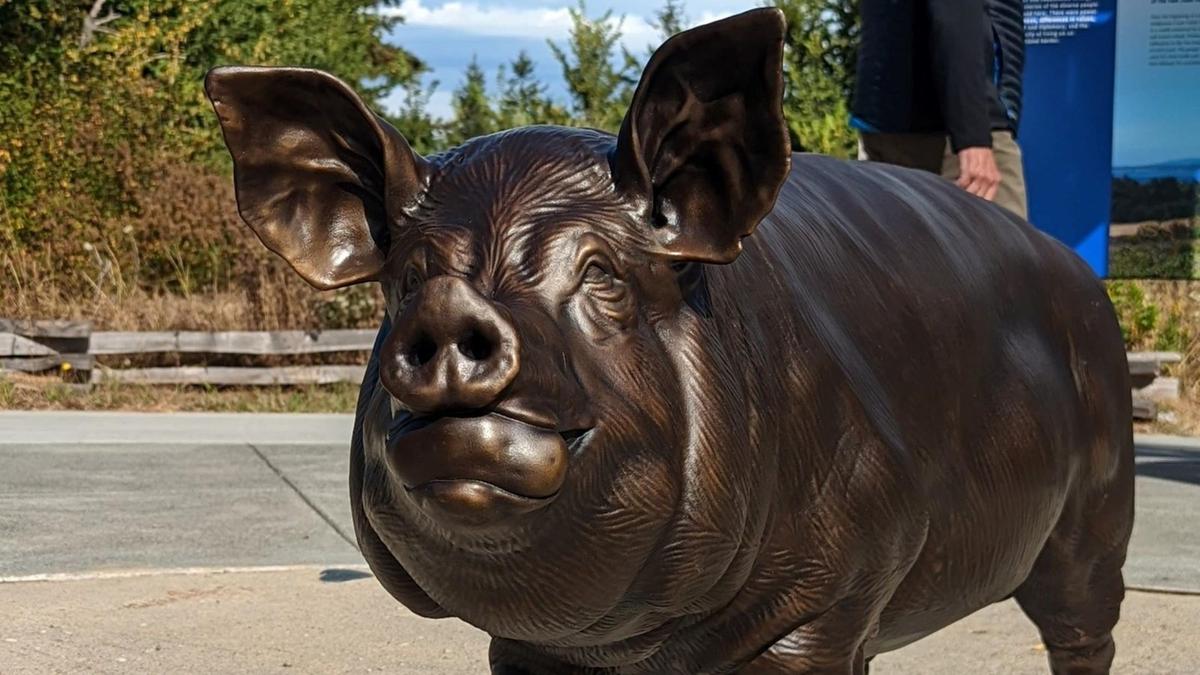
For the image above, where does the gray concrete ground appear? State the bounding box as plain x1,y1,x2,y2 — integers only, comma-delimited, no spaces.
1,412,1198,672
0,411,352,445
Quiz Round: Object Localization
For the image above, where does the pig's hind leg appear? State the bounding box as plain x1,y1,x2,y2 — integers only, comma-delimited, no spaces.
1011,450,1134,675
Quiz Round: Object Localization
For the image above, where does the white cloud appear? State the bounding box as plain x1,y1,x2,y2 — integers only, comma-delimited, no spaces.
380,0,666,50
693,9,737,25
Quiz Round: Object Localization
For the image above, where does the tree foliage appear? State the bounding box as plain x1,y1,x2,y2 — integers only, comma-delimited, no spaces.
447,57,499,145
426,51,571,149
395,1,642,150
385,75,443,155
495,52,571,129
548,1,639,131
771,0,860,156
0,0,422,296
651,0,687,43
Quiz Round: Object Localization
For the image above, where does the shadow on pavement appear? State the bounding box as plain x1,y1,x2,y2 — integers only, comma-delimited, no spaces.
1136,446,1200,487
320,568,373,583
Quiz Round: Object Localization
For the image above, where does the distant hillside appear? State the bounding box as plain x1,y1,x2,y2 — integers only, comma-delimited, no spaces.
1114,159,1200,183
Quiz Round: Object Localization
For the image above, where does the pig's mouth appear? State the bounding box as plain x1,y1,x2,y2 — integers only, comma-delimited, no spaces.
386,407,591,528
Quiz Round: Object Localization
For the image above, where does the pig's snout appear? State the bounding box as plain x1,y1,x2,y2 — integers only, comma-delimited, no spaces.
381,275,519,413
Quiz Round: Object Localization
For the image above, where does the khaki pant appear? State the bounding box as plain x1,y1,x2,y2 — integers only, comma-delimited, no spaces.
857,130,1028,220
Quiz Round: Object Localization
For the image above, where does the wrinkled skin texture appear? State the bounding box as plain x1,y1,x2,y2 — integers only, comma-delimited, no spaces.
206,9,1134,674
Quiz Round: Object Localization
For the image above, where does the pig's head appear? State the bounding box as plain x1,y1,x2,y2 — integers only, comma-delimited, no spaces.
207,8,790,651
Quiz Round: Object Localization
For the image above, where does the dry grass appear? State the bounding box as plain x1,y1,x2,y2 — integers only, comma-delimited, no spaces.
0,159,378,411
1,250,384,332
1,159,384,332
0,372,358,413
1136,397,1200,437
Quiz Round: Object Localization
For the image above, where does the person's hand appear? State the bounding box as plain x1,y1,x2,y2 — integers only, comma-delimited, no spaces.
956,147,1001,201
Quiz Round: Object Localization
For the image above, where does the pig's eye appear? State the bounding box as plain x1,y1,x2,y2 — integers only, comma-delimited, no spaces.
577,255,633,334
402,264,424,298
583,261,615,289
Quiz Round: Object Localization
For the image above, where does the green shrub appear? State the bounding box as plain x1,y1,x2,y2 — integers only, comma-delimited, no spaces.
1155,310,1187,352
1106,280,1189,351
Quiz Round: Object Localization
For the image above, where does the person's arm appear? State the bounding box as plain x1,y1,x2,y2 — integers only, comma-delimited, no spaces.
928,0,1001,200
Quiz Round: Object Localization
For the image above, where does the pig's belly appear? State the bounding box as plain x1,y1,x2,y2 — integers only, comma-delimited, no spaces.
864,467,1073,656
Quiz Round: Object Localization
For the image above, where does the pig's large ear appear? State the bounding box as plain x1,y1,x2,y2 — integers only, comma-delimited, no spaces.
613,8,790,264
205,67,428,290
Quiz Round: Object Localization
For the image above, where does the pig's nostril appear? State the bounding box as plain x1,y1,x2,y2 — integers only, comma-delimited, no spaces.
457,330,493,362
407,335,438,367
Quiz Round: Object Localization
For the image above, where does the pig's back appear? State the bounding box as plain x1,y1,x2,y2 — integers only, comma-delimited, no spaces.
735,152,1128,482
717,153,1130,651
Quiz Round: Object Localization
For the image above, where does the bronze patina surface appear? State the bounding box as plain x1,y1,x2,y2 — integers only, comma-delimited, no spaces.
206,9,1134,673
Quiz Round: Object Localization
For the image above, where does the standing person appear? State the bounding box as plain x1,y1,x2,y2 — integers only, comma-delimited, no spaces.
853,0,1028,220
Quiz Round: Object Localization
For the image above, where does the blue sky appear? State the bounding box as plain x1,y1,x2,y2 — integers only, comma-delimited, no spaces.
378,0,755,118
1111,1,1200,167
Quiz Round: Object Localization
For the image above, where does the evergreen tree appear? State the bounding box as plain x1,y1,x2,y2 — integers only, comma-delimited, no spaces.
386,76,443,155
770,0,860,156
495,52,571,129
548,1,639,131
447,57,498,145
651,0,687,43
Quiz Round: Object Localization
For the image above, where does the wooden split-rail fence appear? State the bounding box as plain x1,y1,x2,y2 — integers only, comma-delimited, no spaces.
0,318,1183,420
0,318,373,387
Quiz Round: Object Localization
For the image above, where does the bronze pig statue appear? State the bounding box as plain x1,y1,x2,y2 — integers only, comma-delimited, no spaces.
206,9,1134,674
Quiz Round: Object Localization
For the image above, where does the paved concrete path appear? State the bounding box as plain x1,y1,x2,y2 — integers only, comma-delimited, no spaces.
0,411,353,445
1,412,1198,672
3,412,1199,590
